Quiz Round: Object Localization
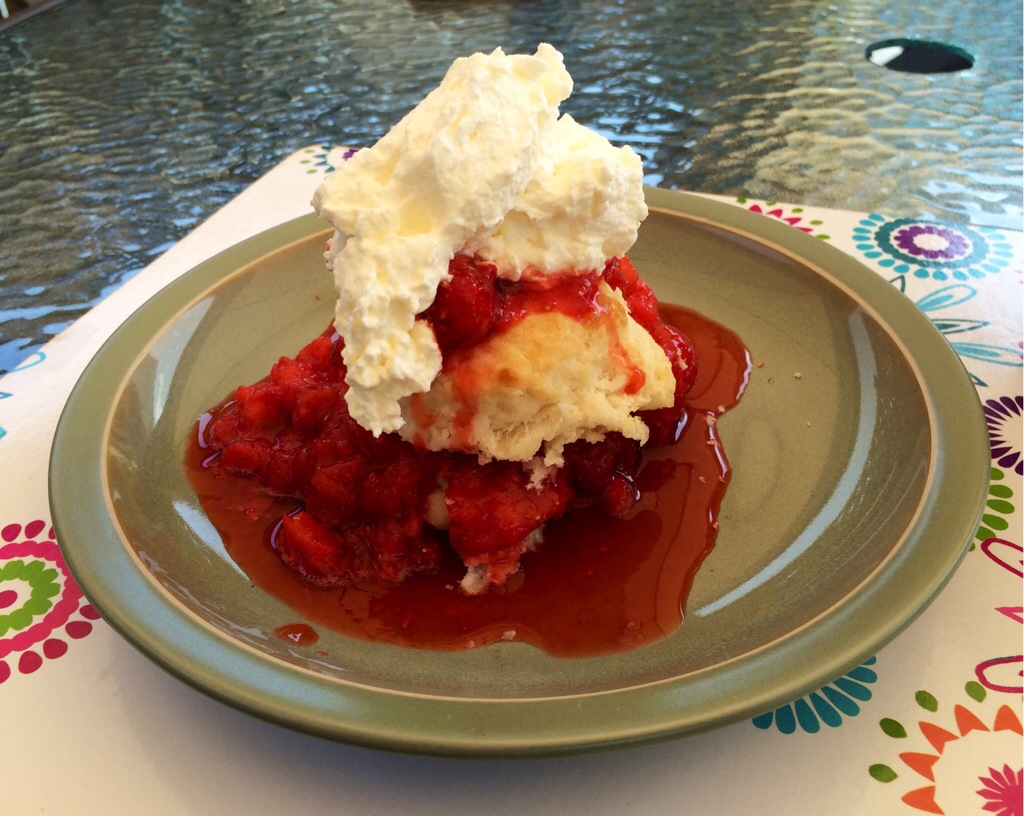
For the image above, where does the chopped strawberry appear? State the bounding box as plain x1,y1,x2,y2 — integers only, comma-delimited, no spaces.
640,323,698,444
221,438,268,474
420,255,498,356
305,458,367,526
625,278,661,330
262,450,299,495
602,256,639,297
270,355,308,389
649,322,698,399
562,432,641,496
444,460,572,563
207,413,242,449
363,515,441,584
602,473,640,517
275,511,356,587
236,383,285,431
294,335,334,372
289,384,337,434
361,458,424,518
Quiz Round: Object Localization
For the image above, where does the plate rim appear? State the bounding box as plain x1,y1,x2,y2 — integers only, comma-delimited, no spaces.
50,189,990,757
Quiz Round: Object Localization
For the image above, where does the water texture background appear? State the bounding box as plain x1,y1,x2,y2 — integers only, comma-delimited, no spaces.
0,0,1020,373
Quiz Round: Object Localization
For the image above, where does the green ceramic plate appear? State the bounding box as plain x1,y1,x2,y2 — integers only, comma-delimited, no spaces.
50,190,989,757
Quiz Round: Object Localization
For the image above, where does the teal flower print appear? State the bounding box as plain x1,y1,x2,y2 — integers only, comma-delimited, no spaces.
752,657,878,734
853,215,1014,281
891,279,1024,387
299,145,357,175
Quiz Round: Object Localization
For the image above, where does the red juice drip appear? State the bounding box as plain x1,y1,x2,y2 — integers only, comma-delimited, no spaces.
274,622,319,647
185,304,750,657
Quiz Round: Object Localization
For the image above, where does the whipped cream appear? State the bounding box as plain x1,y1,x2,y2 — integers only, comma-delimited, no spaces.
476,115,647,279
312,44,648,435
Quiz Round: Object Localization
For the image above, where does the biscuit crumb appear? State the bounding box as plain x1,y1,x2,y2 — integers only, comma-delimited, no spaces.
757,361,765,368
794,372,803,379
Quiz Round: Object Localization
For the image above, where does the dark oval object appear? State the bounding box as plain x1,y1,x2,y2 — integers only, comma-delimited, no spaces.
866,39,975,74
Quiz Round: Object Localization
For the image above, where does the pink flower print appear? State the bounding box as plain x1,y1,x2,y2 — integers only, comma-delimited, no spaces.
978,765,1023,816
738,199,830,239
0,519,98,683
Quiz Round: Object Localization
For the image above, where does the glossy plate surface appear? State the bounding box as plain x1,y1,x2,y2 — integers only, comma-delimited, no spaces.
50,190,989,757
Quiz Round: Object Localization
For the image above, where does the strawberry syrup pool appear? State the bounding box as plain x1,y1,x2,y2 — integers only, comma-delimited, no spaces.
185,303,750,657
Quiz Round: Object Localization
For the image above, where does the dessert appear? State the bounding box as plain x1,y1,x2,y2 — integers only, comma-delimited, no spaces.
309,44,652,442
188,44,750,654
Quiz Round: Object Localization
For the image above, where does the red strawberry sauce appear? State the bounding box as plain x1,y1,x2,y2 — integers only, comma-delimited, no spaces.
185,257,750,657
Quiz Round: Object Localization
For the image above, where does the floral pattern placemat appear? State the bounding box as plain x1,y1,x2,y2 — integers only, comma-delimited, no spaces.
0,146,1020,815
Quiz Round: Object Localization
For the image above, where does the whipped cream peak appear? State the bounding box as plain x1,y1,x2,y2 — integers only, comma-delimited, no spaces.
312,44,648,435
474,115,648,279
